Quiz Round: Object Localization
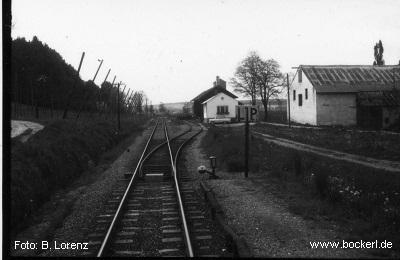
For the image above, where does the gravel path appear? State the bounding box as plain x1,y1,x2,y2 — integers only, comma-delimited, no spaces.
183,126,371,258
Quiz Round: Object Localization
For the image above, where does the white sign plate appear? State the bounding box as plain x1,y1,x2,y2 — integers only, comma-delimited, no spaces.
236,105,259,122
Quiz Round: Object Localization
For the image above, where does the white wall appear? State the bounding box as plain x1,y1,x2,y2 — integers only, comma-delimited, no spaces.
202,92,238,121
289,70,317,125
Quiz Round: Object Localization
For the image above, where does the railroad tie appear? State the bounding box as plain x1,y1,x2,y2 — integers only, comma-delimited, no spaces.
162,237,182,243
114,251,142,256
162,229,181,234
114,239,134,244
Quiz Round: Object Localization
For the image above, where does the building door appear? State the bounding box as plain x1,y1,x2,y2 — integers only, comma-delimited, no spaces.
357,106,382,129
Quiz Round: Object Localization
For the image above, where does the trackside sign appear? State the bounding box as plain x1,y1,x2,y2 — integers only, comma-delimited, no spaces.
236,105,259,122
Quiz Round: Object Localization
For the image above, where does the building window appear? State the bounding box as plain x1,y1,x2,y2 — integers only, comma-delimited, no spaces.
217,106,229,114
298,94,303,106
298,69,302,83
305,88,308,100
293,90,296,101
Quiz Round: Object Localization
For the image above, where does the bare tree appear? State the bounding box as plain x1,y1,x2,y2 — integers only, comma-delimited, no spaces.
373,40,385,65
230,51,260,105
256,58,284,121
231,52,284,121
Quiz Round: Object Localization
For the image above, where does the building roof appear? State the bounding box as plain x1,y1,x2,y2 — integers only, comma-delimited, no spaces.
200,92,237,104
300,65,400,93
191,86,238,102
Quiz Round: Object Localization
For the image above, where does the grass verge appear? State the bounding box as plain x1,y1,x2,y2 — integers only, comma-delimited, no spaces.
201,125,400,256
253,123,400,161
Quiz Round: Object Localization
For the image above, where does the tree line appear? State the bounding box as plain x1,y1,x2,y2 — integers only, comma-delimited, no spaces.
11,36,148,119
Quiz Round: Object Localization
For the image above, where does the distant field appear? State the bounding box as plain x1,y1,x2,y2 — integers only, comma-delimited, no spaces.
252,123,400,161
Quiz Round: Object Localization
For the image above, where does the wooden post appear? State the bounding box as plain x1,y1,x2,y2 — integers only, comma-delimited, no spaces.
93,59,103,82
123,89,131,113
244,107,249,178
103,68,111,83
106,76,116,118
117,82,121,131
98,71,113,117
62,51,85,119
287,73,291,128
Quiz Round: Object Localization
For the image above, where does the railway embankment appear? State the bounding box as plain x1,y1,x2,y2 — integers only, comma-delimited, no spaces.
10,118,149,243
191,124,400,258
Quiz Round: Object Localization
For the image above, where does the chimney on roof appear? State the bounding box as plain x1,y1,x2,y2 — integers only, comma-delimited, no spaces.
214,75,226,89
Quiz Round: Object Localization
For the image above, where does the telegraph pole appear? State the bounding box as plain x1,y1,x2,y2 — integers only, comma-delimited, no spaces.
103,68,111,83
93,59,104,82
106,76,116,118
123,89,131,113
117,82,121,130
77,59,105,119
287,73,291,128
120,84,127,116
62,52,85,119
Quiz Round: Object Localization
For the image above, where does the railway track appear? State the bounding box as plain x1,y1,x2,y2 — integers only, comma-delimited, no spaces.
82,119,230,257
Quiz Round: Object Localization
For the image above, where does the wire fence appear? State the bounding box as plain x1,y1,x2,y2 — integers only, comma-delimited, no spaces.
11,102,149,125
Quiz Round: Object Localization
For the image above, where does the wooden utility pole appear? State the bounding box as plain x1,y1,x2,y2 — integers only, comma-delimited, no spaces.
103,69,111,83
105,76,116,118
93,59,103,82
123,89,131,113
287,73,291,128
98,70,112,116
117,82,121,131
119,84,126,116
244,107,249,178
79,59,105,119
62,52,85,119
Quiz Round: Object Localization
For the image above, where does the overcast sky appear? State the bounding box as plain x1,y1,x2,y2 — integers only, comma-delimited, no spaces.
11,0,400,104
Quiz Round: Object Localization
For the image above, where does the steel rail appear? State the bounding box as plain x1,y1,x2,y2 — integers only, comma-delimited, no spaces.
138,123,193,177
96,119,160,257
173,121,203,173
164,121,194,257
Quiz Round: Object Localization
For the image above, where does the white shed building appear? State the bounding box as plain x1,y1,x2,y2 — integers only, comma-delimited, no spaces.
202,92,239,123
289,65,400,129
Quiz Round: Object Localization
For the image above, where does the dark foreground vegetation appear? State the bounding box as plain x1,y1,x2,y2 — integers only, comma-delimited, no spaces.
11,117,148,234
201,126,400,256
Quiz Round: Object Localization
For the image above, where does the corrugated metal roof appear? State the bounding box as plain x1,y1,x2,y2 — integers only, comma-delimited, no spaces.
301,65,400,93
